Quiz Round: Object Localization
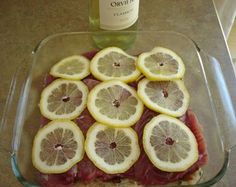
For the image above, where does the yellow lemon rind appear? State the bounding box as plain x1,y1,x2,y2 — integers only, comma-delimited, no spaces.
137,78,190,117
87,80,144,127
90,47,141,83
39,79,88,120
137,47,185,81
85,122,140,174
143,114,199,172
50,55,90,80
32,120,85,174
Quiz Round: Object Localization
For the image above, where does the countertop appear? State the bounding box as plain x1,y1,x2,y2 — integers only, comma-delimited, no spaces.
0,0,236,186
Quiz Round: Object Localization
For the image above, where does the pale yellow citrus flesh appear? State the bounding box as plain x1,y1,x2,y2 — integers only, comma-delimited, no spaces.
39,79,88,120
90,47,141,83
50,55,90,80
32,120,85,174
138,78,189,117
85,122,140,174
137,47,185,80
35,46,197,176
87,80,144,127
143,114,198,172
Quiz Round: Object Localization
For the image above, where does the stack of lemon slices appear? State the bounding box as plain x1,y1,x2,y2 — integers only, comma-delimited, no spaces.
32,46,199,177
136,47,198,172
33,55,90,173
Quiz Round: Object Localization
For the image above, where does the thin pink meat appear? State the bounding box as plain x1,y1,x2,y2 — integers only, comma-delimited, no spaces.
38,51,208,186
82,75,100,90
123,108,208,185
39,166,77,187
39,106,208,186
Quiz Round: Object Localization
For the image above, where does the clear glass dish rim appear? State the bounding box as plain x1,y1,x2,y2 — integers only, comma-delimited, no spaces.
33,30,200,53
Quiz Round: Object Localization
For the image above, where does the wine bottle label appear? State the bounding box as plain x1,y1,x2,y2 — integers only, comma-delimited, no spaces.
99,0,139,30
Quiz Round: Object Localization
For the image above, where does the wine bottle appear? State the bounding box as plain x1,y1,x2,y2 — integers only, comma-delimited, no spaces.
89,0,139,49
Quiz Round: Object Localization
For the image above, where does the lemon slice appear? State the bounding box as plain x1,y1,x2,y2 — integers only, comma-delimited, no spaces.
90,47,141,83
32,120,84,174
50,55,90,80
137,47,185,80
39,79,88,120
143,114,198,172
138,78,189,117
87,80,143,127
85,122,140,174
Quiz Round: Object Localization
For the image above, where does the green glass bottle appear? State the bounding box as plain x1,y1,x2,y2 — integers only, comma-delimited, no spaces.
89,0,139,49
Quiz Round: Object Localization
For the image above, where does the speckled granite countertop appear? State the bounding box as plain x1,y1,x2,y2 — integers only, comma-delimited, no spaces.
0,0,235,186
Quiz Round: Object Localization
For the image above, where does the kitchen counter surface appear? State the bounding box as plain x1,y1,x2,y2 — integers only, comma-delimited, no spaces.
0,0,235,186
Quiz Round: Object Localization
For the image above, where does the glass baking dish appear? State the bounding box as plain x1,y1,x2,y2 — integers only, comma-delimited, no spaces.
0,31,236,186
